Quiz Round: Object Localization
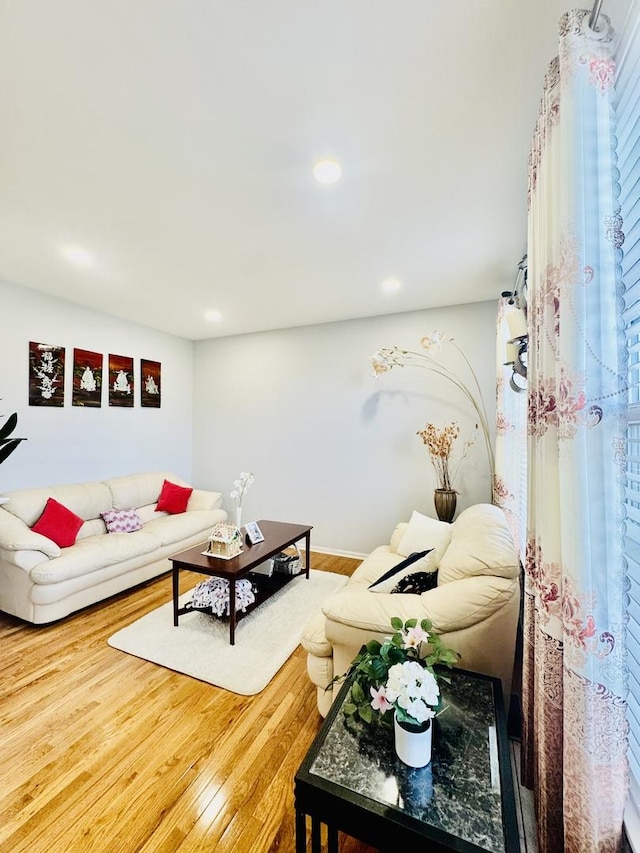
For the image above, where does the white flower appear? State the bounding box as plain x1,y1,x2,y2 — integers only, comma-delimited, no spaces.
230,472,255,506
420,329,450,354
382,660,440,725
403,625,430,649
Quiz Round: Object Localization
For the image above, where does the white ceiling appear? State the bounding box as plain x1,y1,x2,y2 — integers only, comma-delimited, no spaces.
0,0,628,341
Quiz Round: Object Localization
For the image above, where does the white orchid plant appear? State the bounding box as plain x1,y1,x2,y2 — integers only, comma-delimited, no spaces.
370,330,494,500
335,617,459,729
230,472,255,507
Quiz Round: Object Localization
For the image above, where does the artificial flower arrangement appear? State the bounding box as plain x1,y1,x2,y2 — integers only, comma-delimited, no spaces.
370,330,494,500
417,421,476,492
336,617,460,730
230,471,255,508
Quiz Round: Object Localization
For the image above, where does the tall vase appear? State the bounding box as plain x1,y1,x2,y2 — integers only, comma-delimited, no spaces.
235,506,242,530
434,488,457,523
394,714,432,767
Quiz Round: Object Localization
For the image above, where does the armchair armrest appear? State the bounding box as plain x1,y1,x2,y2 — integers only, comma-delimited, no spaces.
0,510,60,558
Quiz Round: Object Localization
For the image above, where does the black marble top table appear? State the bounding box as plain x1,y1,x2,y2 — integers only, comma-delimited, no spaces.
294,667,519,853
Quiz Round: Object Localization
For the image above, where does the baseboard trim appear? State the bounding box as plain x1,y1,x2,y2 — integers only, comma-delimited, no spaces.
310,545,367,560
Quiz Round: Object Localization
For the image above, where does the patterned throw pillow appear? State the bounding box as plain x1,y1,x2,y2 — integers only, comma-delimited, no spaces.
391,571,439,594
102,508,143,534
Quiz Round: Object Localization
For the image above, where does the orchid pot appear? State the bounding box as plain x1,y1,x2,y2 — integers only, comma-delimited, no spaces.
394,713,433,768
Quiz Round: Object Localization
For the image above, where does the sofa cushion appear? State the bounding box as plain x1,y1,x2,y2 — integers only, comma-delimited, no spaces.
32,498,84,548
104,471,188,511
102,508,143,534
438,504,519,585
397,511,452,562
156,480,193,514
141,510,217,547
30,531,159,584
187,489,223,512
77,518,107,541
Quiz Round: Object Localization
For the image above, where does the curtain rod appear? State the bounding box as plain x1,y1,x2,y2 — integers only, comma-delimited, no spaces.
589,0,604,29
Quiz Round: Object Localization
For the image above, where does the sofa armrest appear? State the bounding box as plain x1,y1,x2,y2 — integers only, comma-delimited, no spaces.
322,576,519,636
0,510,60,558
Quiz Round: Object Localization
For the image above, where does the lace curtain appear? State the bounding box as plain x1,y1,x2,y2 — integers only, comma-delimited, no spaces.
521,10,628,851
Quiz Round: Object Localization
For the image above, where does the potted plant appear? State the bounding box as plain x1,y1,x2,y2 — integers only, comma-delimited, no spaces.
0,408,26,503
416,421,476,521
333,617,459,767
0,410,26,465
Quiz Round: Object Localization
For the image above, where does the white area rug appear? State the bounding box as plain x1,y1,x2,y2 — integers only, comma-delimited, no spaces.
108,570,347,694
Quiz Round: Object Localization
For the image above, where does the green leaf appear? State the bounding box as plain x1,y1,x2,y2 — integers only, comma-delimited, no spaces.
343,703,357,717
0,440,24,465
358,704,373,724
405,617,418,629
370,658,388,681
421,618,433,632
0,412,18,442
351,681,365,704
365,639,382,655
390,617,403,631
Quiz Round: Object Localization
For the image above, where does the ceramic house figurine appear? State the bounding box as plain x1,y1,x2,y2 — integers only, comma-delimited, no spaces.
205,522,243,559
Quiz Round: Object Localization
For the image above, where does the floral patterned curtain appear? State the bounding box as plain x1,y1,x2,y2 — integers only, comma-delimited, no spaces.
495,297,528,559
521,10,628,852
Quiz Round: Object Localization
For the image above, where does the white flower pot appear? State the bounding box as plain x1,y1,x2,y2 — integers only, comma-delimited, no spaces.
394,713,432,768
235,507,242,529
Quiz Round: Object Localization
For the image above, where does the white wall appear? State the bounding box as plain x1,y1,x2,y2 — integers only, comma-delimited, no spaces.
193,300,497,555
0,280,194,491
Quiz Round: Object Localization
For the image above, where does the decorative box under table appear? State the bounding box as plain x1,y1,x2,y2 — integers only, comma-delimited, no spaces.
294,667,519,853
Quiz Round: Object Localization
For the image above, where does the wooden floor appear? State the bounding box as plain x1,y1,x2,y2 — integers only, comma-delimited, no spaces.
0,554,535,852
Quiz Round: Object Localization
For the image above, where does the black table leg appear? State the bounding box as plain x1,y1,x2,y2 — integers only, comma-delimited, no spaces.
173,567,179,626
304,530,311,579
311,817,321,852
327,824,338,853
229,578,236,645
295,809,306,853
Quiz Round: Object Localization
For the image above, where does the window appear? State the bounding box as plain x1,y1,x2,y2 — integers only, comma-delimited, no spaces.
618,0,640,842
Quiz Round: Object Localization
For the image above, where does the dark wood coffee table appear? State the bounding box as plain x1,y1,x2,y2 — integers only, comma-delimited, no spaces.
170,519,312,645
295,667,519,852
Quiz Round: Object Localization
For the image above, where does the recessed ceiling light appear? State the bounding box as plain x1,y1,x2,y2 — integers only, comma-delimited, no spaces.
313,159,342,185
205,310,223,323
381,277,402,295
62,246,95,267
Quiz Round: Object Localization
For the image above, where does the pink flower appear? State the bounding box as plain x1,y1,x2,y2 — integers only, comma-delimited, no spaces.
403,625,430,649
370,685,393,713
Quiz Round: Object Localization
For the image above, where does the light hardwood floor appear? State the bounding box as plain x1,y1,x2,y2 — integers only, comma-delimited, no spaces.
0,554,533,852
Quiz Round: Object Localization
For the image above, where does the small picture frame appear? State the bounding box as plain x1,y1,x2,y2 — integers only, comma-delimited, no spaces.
245,521,265,545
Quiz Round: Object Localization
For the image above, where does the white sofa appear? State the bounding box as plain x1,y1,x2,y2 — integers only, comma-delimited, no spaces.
0,471,227,624
302,504,520,716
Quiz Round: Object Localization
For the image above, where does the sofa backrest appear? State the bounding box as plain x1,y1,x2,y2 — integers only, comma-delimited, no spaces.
2,481,112,526
437,503,519,585
104,471,187,511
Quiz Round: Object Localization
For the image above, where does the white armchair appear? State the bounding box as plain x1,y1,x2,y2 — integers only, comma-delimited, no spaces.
302,504,521,716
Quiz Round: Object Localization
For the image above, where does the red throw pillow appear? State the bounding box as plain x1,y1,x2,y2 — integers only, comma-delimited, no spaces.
32,497,84,548
156,479,193,514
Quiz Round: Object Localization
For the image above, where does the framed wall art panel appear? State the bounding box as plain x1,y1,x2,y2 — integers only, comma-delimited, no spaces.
28,342,65,407
140,359,161,408
108,354,134,407
72,348,103,407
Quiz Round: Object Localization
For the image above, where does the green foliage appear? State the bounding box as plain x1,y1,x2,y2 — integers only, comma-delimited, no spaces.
328,616,460,729
0,412,26,466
